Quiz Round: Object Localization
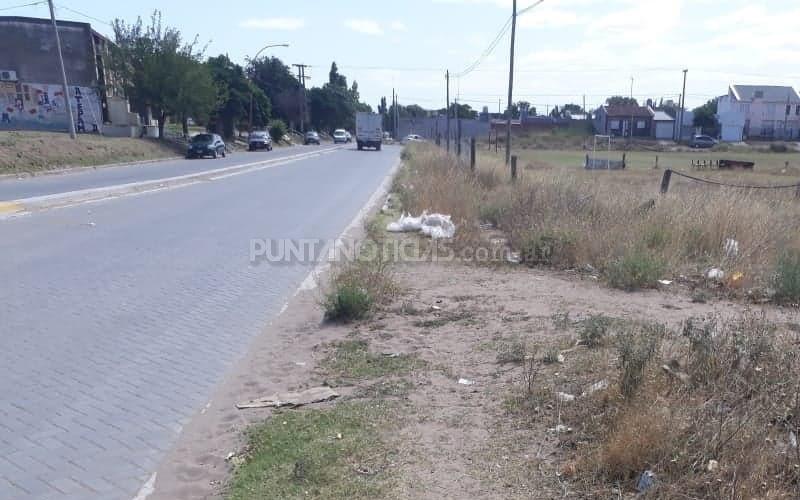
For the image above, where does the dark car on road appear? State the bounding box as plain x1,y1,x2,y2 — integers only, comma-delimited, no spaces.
689,135,717,149
304,131,320,145
187,133,226,159
248,131,272,151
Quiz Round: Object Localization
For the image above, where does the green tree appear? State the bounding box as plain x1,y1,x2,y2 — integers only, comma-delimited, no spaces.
207,54,271,137
692,98,719,134
111,11,216,138
248,56,298,124
328,62,347,89
606,96,639,107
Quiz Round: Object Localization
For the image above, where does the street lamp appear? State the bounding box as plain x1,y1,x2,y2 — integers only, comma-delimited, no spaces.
248,43,289,133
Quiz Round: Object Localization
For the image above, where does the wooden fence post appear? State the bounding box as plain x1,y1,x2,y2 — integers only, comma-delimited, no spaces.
470,137,476,172
660,169,672,194
457,138,462,157
511,155,518,182
622,152,627,169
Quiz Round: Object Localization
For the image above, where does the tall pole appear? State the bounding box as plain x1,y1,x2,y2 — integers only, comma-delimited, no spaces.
678,69,688,143
629,76,634,139
48,0,76,139
445,71,451,152
505,0,517,165
395,92,399,140
293,64,309,133
248,44,288,133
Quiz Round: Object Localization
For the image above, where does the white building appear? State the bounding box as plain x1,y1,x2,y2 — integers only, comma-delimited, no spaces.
717,85,800,142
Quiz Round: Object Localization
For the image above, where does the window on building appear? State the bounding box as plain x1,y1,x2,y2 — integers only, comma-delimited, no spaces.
796,105,800,116
610,120,620,129
755,90,764,99
787,105,792,116
637,120,646,129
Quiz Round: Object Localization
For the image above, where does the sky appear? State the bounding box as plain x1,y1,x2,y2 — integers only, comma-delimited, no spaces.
7,0,800,114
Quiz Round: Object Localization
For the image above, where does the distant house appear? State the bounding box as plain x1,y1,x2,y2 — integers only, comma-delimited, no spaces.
593,104,653,137
651,110,675,140
717,85,800,142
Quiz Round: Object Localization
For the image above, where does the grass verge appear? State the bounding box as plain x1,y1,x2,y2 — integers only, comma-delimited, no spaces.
227,401,397,500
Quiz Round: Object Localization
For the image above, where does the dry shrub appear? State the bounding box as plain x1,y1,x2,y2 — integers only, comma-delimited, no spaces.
574,314,800,498
401,143,800,290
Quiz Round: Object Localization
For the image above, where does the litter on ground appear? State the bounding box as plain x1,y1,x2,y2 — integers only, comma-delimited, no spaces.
387,211,456,239
235,387,339,409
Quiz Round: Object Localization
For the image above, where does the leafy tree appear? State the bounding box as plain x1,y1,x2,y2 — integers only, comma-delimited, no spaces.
111,11,215,138
328,62,347,89
606,96,639,107
562,103,582,115
248,56,298,124
268,119,288,142
693,99,719,135
549,105,560,118
207,54,270,137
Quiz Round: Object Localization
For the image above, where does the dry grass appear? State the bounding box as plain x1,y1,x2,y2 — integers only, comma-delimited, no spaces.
399,143,800,294
0,131,182,174
564,314,800,499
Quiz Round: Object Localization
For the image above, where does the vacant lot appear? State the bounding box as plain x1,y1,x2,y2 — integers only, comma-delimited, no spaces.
0,131,182,174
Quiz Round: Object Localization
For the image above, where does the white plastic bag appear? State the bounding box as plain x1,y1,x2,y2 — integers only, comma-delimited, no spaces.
420,213,456,239
386,211,427,232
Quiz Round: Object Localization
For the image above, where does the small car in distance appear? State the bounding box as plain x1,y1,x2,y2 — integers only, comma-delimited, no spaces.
402,134,424,144
187,133,226,159
304,131,320,145
689,135,717,149
333,129,348,144
248,131,272,151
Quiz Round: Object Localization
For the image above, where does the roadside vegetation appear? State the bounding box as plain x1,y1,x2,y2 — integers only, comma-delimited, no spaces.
397,142,800,297
0,131,181,175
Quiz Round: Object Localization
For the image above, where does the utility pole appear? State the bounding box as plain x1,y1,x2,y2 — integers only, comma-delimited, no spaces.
395,92,400,140
48,0,76,139
293,64,310,133
629,76,634,139
677,69,688,143
504,0,517,165
583,94,586,116
445,71,450,152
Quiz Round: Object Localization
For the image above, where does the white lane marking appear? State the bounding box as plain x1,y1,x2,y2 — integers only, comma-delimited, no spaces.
132,473,156,500
0,146,343,220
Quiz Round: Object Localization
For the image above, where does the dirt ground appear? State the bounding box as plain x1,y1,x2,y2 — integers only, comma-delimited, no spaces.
0,131,181,174
147,247,799,499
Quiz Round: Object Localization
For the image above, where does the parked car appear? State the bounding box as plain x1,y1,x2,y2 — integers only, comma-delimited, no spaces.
402,134,424,144
690,135,717,149
333,129,348,144
187,133,226,159
304,131,320,145
248,131,272,151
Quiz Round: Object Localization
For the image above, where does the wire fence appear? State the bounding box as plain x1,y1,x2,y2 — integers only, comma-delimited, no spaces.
661,168,800,194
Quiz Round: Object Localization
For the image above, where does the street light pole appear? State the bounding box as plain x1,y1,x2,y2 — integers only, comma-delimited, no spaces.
247,43,289,132
48,0,76,139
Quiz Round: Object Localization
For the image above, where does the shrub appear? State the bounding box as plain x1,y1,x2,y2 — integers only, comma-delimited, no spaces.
268,119,288,143
769,142,789,153
606,250,665,291
323,283,373,322
773,250,800,303
580,314,613,348
615,324,663,398
322,253,398,323
519,230,578,268
496,339,526,364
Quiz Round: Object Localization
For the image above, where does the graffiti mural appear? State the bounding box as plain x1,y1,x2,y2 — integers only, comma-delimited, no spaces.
0,81,101,132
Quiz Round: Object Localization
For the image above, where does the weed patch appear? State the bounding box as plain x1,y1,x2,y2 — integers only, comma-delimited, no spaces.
227,401,397,500
606,250,665,291
321,340,423,383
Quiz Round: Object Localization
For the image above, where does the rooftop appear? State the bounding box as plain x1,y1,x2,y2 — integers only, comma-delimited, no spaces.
730,85,800,102
603,105,653,118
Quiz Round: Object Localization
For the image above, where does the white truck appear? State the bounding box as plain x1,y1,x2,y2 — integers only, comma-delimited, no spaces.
355,112,382,151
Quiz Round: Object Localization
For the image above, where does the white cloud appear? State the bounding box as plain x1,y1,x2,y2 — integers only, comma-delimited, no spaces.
239,17,305,30
390,20,407,31
344,19,384,36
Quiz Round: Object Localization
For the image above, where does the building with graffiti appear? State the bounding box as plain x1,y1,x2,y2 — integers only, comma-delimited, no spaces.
0,16,123,133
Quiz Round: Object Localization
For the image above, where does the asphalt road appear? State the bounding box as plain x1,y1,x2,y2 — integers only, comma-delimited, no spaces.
0,145,331,202
0,144,400,500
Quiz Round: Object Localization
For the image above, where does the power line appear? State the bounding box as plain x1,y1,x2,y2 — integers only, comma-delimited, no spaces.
453,15,513,78
53,3,112,27
0,0,46,12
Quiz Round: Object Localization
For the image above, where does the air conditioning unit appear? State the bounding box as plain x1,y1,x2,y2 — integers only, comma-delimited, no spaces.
0,70,18,82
